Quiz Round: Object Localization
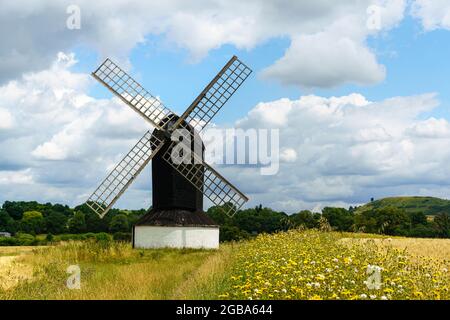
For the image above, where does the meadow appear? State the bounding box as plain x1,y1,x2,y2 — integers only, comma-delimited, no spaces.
0,230,449,300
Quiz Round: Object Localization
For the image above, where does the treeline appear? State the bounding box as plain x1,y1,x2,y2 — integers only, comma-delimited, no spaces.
0,201,143,237
207,204,450,241
1,201,449,244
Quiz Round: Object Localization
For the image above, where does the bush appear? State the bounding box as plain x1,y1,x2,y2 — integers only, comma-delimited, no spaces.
15,233,36,246
0,237,19,246
113,232,131,241
83,233,97,240
46,233,54,242
95,232,112,242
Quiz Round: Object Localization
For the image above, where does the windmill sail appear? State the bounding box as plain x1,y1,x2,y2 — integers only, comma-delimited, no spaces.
87,131,164,218
161,56,252,216
162,141,248,216
172,56,252,133
92,58,175,130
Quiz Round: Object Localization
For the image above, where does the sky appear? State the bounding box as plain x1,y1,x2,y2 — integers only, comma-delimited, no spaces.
0,0,450,213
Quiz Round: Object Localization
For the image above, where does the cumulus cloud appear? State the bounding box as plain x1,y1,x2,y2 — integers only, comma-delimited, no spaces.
261,34,386,88
0,108,14,130
223,91,450,212
0,52,152,207
0,0,407,88
411,0,450,30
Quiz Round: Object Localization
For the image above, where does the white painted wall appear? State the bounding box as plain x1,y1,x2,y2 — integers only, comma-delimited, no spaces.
134,226,219,249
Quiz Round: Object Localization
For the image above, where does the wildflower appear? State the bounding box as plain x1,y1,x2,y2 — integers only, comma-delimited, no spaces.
315,274,326,281
360,294,368,299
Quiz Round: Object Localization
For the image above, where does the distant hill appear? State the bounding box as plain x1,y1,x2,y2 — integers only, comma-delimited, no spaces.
355,196,450,216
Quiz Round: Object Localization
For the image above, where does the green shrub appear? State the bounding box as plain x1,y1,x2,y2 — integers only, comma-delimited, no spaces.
0,236,19,246
83,232,97,240
95,232,112,242
113,232,131,241
15,233,36,245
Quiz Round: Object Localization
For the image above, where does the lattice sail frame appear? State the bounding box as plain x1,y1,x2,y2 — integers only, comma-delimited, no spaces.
86,131,164,218
162,142,248,216
173,56,252,133
92,59,175,131
162,56,252,216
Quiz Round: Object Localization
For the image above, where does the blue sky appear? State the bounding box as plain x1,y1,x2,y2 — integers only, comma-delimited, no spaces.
0,1,450,212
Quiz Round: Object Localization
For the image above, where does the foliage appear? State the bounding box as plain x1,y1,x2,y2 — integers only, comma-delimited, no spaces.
113,232,132,241
20,211,45,235
434,213,450,238
15,233,36,246
109,214,129,233
0,197,450,243
322,207,354,231
68,212,86,233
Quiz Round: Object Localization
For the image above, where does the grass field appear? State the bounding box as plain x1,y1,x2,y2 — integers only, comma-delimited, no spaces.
0,230,449,300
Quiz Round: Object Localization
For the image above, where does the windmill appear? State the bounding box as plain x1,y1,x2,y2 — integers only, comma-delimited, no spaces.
85,56,252,248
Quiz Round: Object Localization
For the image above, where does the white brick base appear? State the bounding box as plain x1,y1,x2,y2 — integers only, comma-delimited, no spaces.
133,226,219,249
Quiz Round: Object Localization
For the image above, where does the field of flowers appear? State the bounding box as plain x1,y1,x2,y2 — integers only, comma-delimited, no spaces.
220,230,450,300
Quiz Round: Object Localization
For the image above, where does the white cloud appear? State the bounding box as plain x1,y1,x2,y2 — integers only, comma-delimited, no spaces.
411,0,450,30
0,169,33,185
0,52,151,207
226,91,450,212
0,0,406,88
261,33,386,88
280,148,297,163
0,108,14,130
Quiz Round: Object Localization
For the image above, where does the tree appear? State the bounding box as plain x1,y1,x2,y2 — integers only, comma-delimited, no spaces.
2,201,24,220
20,211,45,234
85,210,108,233
0,210,17,233
433,213,450,238
322,207,354,231
68,212,86,233
45,212,68,234
109,214,129,233
355,206,410,235
219,225,250,242
290,210,318,229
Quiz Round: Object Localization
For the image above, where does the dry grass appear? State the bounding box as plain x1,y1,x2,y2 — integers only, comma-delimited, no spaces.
341,236,450,262
0,247,35,290
0,241,226,300
0,246,45,257
376,238,450,261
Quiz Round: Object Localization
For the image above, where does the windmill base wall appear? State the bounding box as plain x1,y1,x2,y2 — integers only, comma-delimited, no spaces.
133,226,219,249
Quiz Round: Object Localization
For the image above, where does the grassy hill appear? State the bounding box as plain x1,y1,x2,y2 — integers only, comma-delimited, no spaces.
355,196,450,216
